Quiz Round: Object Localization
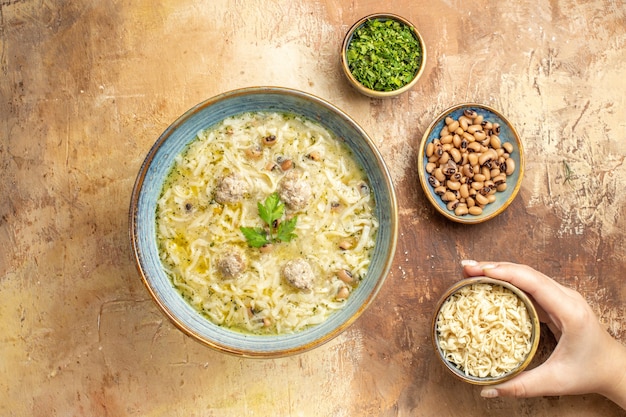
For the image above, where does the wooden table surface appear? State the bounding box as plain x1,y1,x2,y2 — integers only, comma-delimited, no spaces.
2,0,625,416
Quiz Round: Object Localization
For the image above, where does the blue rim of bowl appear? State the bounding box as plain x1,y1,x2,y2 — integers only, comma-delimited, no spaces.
341,13,427,98
129,86,398,357
417,103,525,224
431,277,541,385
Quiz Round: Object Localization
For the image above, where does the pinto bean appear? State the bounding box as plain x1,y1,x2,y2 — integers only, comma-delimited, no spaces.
262,134,277,146
467,124,482,134
438,151,450,165
475,193,489,206
462,164,474,178
454,203,469,216
490,135,502,149
463,109,478,119
505,158,516,175
478,149,496,166
441,135,453,144
453,134,462,148
493,174,507,185
450,148,462,163
459,116,470,131
434,186,446,195
426,143,435,157
280,158,293,171
307,151,322,161
467,142,482,153
459,183,470,199
447,200,460,211
473,173,487,183
447,180,461,191
336,287,350,300
471,181,484,191
481,166,492,180
337,269,354,284
434,167,446,182
428,176,441,188
473,130,487,141
245,145,263,159
442,191,457,202
339,240,353,250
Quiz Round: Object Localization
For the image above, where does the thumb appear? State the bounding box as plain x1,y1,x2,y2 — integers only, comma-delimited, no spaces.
481,366,563,399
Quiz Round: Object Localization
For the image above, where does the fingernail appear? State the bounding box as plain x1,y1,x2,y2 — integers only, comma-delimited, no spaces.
481,264,497,270
461,259,478,266
481,388,499,398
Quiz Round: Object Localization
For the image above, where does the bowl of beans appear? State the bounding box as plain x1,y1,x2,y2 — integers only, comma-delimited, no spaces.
432,277,540,385
341,13,426,98
417,103,524,223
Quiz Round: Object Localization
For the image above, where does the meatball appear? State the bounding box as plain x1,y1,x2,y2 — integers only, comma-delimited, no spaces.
214,173,248,204
217,250,246,278
278,171,312,210
282,258,314,291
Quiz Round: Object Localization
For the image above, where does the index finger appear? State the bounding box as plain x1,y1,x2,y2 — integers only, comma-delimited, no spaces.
461,261,573,320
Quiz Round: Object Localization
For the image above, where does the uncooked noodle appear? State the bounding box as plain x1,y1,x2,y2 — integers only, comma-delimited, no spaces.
436,283,532,378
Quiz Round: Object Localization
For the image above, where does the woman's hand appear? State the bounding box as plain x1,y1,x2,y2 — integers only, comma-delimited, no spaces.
461,260,626,409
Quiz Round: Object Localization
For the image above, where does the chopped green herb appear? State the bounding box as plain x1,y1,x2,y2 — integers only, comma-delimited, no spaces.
563,160,574,184
240,192,298,248
346,18,422,92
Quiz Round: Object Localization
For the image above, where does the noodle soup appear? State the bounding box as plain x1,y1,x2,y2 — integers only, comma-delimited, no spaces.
156,112,378,335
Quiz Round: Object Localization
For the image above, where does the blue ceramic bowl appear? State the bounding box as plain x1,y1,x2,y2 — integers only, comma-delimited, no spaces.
417,103,524,224
129,87,398,357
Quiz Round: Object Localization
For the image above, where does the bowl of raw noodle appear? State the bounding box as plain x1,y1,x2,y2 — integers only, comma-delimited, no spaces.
432,277,540,384
130,87,398,357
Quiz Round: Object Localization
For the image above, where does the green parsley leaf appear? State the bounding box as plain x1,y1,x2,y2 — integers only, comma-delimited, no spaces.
276,215,298,243
257,192,284,226
240,192,298,248
239,227,270,248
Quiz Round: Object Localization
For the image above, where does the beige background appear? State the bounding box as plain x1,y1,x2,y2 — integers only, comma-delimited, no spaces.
2,0,626,416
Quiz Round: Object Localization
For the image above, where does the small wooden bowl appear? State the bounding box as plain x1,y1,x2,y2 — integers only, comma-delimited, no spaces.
341,13,426,98
432,277,540,385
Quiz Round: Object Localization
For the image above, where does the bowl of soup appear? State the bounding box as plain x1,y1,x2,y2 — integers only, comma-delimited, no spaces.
129,87,398,357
